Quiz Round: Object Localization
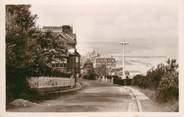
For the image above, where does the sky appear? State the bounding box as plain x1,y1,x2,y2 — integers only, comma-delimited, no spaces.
30,0,178,58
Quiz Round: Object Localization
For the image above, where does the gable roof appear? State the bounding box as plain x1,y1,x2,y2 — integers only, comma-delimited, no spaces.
57,32,76,44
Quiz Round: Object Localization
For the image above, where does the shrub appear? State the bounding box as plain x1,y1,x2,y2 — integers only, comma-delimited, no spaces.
156,59,178,102
131,74,148,88
131,59,179,102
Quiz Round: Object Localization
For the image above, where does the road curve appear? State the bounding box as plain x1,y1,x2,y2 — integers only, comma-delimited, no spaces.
8,80,151,112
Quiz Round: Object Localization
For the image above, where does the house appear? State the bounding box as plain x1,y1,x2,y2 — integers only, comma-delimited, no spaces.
94,57,116,68
94,57,116,76
42,25,80,76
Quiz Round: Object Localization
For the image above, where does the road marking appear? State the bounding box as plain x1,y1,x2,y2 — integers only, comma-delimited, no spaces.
135,97,142,112
126,87,149,100
124,86,147,112
126,88,139,112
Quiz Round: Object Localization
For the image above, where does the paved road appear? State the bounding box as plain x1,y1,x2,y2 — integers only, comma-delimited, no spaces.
8,80,159,112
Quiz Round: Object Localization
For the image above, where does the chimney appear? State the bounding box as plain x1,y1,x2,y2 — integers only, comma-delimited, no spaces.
62,25,73,34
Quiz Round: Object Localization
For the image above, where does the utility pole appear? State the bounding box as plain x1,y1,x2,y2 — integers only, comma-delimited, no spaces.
120,41,128,79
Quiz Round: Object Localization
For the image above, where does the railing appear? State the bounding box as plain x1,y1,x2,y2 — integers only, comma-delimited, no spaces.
27,77,75,88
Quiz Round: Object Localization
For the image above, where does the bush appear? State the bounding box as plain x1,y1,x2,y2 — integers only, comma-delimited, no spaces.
131,59,179,102
156,67,178,102
113,76,125,85
6,66,41,104
83,73,96,80
156,59,178,102
131,74,148,88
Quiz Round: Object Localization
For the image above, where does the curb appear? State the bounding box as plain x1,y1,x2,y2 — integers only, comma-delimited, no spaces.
124,86,143,112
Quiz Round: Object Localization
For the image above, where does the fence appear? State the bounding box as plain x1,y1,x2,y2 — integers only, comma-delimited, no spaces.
27,76,75,88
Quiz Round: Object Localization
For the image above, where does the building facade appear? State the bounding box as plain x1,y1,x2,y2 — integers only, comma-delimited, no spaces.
94,57,116,68
94,57,116,76
42,25,80,76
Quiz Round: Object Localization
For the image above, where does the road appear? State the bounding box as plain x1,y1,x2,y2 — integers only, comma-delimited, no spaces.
8,79,161,112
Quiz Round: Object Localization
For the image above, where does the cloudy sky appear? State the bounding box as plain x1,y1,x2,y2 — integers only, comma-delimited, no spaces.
30,0,178,58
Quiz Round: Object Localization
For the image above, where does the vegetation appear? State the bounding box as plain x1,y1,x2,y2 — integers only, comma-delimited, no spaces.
6,5,69,104
95,64,107,77
156,59,178,102
131,59,179,102
6,5,39,103
82,60,96,80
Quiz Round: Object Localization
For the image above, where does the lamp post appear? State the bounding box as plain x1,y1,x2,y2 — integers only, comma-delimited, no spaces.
68,48,77,87
120,41,128,79
74,55,79,87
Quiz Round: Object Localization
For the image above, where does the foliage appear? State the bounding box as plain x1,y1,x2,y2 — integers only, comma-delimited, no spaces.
156,59,179,102
6,5,39,103
6,5,38,70
131,74,148,88
131,59,179,102
6,5,69,103
83,60,96,80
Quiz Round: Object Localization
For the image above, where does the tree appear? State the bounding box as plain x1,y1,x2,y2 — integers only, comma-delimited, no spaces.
83,60,96,80
6,5,73,103
6,5,39,102
6,5,38,71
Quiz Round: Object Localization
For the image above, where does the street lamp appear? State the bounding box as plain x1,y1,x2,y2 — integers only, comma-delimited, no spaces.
74,55,79,87
120,41,128,79
68,48,77,87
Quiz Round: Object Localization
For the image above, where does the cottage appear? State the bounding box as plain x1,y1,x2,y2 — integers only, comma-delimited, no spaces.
42,25,80,76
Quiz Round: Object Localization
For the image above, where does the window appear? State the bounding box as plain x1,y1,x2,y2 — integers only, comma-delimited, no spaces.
76,57,79,63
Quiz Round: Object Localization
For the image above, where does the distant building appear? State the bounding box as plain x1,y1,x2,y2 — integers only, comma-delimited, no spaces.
94,57,116,76
111,67,123,76
42,25,80,76
94,57,116,68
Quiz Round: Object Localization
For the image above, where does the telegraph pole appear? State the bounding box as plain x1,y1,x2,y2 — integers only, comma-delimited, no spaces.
120,41,128,79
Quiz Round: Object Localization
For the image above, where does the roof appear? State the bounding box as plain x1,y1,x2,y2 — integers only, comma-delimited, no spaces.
68,48,80,56
58,32,76,44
